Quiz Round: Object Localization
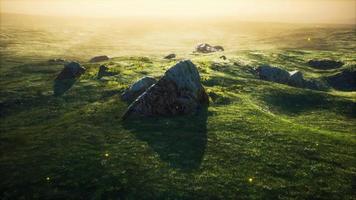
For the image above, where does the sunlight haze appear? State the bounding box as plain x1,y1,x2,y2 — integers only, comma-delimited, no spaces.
1,0,355,24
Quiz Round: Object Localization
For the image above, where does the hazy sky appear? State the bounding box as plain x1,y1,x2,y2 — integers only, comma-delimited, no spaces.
1,0,355,24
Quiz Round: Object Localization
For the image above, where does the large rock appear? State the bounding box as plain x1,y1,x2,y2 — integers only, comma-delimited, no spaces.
326,69,356,91
195,43,224,53
256,65,290,84
121,77,157,102
122,60,209,119
53,62,86,96
307,59,344,70
90,55,109,63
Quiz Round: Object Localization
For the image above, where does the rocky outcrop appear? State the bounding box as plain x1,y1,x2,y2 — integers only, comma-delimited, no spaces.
326,69,356,91
195,43,224,53
97,65,117,78
121,77,157,102
53,62,86,96
256,65,290,84
256,65,326,90
164,53,176,59
307,59,344,70
90,55,110,63
122,60,209,120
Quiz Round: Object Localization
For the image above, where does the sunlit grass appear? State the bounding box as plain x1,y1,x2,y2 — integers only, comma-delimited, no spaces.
0,16,355,199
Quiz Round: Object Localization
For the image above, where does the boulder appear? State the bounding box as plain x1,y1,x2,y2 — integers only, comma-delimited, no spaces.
256,65,290,84
164,53,176,59
307,59,344,70
121,77,157,102
53,62,86,96
326,69,356,91
122,60,209,120
288,70,304,87
195,43,224,53
90,55,110,63
97,65,117,78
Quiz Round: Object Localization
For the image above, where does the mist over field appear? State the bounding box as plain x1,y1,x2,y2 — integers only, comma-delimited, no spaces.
0,1,356,199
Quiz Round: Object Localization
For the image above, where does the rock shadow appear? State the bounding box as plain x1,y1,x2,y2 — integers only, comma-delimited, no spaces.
262,90,355,118
123,107,208,171
53,79,77,96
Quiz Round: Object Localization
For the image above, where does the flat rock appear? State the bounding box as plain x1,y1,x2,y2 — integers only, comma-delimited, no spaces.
90,55,110,63
123,60,209,119
121,77,157,102
53,62,86,96
307,59,344,70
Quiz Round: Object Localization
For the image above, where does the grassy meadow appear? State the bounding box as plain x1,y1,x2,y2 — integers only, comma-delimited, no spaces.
0,13,356,199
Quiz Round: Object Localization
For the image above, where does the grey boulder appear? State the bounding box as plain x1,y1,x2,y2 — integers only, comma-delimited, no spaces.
122,60,209,120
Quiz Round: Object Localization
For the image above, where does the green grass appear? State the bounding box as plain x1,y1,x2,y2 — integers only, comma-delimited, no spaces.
1,18,356,199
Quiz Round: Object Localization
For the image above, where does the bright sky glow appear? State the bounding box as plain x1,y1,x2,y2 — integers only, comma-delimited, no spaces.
1,0,355,24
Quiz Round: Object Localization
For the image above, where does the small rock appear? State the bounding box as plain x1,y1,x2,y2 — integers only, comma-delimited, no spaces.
121,77,157,102
122,60,209,120
164,53,176,59
53,62,86,96
48,58,67,64
214,46,224,51
90,55,110,63
220,55,227,60
97,65,118,78
195,43,224,53
307,59,344,70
